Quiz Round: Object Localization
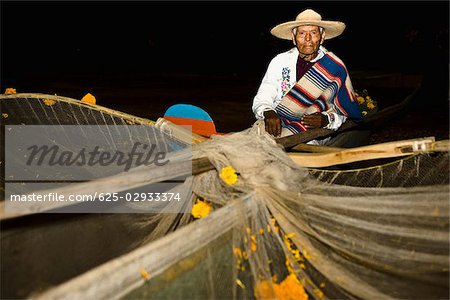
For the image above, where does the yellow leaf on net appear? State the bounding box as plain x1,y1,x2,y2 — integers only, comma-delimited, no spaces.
4,88,16,94
366,101,376,110
251,241,257,252
277,274,309,300
139,268,151,281
356,96,365,104
43,99,57,106
219,166,238,185
255,274,308,300
293,249,302,261
285,259,294,274
236,278,245,289
284,239,294,252
233,247,242,259
362,111,368,116
285,233,295,239
270,217,280,233
314,288,324,299
81,93,96,105
191,198,212,219
254,280,277,299
2,113,8,118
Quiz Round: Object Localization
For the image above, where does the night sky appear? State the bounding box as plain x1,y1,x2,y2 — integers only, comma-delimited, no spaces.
2,1,448,81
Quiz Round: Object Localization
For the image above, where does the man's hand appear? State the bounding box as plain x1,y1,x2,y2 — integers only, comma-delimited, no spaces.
301,112,329,129
263,110,282,137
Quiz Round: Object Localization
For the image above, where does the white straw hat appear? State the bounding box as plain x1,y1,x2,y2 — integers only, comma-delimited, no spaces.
270,9,346,40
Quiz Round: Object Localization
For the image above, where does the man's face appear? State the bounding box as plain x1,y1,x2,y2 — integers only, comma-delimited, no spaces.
293,25,324,60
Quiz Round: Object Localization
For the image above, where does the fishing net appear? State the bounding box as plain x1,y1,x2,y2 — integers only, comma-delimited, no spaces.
0,94,193,298
309,151,449,187
127,130,448,300
1,94,449,299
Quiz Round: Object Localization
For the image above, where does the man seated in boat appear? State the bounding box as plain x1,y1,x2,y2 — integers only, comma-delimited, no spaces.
252,8,365,146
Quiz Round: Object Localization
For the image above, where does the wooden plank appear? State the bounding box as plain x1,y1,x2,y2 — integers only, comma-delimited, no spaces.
430,140,450,152
287,137,438,168
154,118,208,144
290,143,344,153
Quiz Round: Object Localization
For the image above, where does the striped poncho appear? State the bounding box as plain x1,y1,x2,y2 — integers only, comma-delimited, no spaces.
275,52,363,134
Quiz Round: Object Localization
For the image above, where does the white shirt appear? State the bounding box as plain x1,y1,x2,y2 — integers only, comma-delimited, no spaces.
252,46,346,131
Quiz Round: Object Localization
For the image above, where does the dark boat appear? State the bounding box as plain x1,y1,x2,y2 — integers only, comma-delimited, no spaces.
1,72,448,299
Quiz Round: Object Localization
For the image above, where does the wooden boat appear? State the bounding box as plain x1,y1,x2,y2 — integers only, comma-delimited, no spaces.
0,72,447,299
0,94,174,298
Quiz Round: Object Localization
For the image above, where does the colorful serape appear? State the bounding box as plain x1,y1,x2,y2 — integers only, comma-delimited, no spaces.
275,52,362,134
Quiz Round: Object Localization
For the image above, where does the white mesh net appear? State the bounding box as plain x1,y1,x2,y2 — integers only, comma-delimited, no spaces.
37,125,449,300
1,94,449,300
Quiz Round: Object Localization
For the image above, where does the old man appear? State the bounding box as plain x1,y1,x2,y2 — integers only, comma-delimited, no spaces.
252,8,364,145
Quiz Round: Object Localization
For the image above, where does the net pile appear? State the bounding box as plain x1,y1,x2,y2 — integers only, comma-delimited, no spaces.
39,126,449,300
1,94,192,298
1,94,449,299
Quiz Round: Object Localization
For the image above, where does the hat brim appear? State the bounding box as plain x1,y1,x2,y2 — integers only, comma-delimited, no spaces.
270,20,345,40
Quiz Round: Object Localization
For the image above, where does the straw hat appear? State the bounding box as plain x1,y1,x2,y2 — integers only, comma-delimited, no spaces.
270,9,345,40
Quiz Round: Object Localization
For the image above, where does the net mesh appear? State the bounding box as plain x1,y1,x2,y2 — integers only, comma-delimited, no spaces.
35,125,449,300
309,152,449,187
1,94,449,300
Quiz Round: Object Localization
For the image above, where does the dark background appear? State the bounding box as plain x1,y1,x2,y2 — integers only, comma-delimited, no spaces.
1,1,449,136
2,1,449,76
